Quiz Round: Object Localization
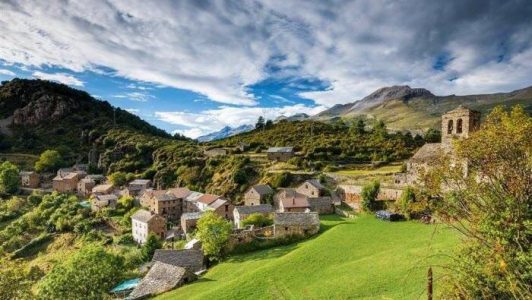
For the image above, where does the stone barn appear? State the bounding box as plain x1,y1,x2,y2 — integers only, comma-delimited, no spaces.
273,212,320,237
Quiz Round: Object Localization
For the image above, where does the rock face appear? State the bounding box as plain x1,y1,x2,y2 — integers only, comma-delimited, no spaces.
197,124,254,142
348,85,435,112
12,94,78,125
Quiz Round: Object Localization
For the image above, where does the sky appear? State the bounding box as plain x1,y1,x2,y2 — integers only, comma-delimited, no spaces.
1,0,531,138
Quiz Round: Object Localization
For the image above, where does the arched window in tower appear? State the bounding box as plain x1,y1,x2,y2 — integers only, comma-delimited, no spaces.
447,119,453,134
456,119,463,134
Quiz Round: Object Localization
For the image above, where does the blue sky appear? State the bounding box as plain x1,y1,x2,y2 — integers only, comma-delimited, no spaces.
1,1,531,137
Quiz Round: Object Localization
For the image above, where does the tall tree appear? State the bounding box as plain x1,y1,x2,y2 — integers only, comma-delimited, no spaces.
34,150,64,173
426,106,531,299
196,211,232,261
255,116,265,129
361,180,380,212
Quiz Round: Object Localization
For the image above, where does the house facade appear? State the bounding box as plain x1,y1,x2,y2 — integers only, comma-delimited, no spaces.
53,171,86,193
91,194,118,212
296,179,325,197
20,171,39,188
276,189,311,212
266,147,294,161
131,209,167,244
128,179,151,196
180,212,203,235
244,184,273,206
273,212,320,237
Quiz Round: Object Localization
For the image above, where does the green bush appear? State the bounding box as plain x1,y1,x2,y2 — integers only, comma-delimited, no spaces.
241,213,273,228
361,180,380,212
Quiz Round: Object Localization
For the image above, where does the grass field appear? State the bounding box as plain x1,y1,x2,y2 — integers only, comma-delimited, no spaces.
156,215,458,300
334,164,403,176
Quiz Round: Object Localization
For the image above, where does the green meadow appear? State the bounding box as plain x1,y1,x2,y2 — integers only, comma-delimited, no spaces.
156,215,459,299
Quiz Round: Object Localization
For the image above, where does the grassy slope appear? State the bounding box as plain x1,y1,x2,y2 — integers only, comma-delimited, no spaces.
156,215,458,300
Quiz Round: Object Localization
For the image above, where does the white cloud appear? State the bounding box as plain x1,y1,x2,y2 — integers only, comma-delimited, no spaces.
0,69,15,76
0,0,531,108
32,71,84,86
113,92,153,102
156,104,326,138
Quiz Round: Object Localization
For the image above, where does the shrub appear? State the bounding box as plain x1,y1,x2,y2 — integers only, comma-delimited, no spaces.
241,213,273,228
0,161,19,194
141,234,162,261
34,150,64,173
361,180,380,212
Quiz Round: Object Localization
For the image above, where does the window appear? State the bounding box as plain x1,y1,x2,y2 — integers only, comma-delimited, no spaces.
456,118,463,134
447,120,454,134
225,205,228,212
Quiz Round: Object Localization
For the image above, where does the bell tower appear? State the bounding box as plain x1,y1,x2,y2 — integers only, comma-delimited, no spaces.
441,105,481,153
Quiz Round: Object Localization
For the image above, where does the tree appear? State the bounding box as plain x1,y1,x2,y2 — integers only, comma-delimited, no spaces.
118,195,134,209
0,161,19,194
38,245,124,300
426,106,531,299
424,128,441,143
255,116,265,129
241,213,273,228
108,171,127,187
195,211,232,260
265,119,273,129
353,119,365,135
361,180,380,212
372,120,387,137
34,150,64,173
141,234,162,261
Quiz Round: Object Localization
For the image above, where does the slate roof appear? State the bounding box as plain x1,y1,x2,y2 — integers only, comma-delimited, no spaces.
95,194,118,202
181,212,203,220
274,212,320,226
167,187,191,199
304,179,325,190
409,143,442,164
131,209,156,223
19,171,36,176
234,204,273,215
307,197,333,209
185,191,204,202
152,249,205,273
267,147,294,153
127,262,191,300
279,189,310,209
155,193,178,201
208,198,229,210
250,184,273,196
92,183,114,193
130,179,151,185
197,194,220,205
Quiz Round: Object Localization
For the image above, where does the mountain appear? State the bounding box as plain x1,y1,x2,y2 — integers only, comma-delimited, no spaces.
275,113,310,123
0,78,171,156
197,124,254,142
314,85,532,131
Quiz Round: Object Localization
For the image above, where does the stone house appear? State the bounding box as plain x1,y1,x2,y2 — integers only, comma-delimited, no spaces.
152,249,205,273
20,171,39,188
276,189,311,212
150,193,181,222
131,209,167,244
183,191,204,213
244,184,273,206
180,212,203,235
266,147,294,162
53,171,86,193
208,198,234,220
273,212,320,237
139,189,167,207
128,179,151,196
91,194,118,212
128,261,196,300
233,204,273,229
77,175,105,197
296,179,325,197
91,183,114,195
307,197,334,214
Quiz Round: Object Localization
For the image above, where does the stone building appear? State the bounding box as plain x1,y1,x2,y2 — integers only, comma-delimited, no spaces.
395,105,481,186
128,179,151,196
244,184,273,206
266,147,294,161
233,204,273,229
91,183,114,195
296,179,325,197
152,249,205,273
53,171,86,193
337,185,404,212
180,212,203,235
276,189,311,212
20,171,39,188
273,212,320,237
131,209,167,244
307,197,334,214
91,194,118,212
77,175,105,197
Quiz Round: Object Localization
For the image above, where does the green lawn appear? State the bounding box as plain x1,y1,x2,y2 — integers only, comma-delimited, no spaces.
155,215,458,300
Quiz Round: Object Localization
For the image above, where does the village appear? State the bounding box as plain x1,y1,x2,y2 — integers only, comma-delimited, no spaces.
10,105,483,299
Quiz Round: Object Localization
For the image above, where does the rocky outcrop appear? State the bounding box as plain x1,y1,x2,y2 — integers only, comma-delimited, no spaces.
348,85,435,112
12,94,78,125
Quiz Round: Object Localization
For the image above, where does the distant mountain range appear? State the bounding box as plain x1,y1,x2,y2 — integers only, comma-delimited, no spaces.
197,124,254,142
275,113,310,122
314,84,532,131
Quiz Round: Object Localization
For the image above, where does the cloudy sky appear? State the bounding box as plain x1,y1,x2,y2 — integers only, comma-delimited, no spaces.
1,0,531,138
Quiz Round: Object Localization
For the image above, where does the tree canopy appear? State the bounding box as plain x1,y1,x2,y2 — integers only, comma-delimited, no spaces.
34,150,64,173
196,211,232,261
0,161,19,194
